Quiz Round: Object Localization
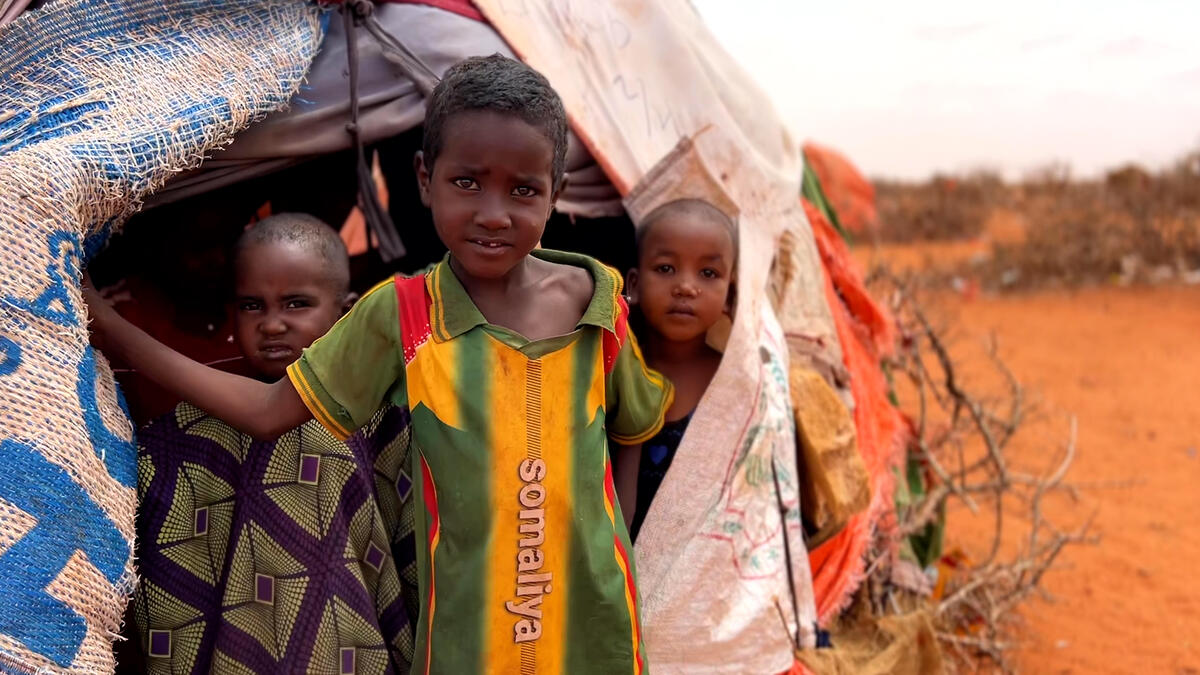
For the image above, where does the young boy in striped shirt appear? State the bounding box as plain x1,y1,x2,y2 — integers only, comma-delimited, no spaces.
85,55,671,674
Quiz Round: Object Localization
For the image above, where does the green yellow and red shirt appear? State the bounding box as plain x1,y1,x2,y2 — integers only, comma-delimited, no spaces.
287,250,672,674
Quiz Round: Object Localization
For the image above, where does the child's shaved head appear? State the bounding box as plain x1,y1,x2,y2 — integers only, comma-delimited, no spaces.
636,199,738,260
232,213,353,379
236,213,350,294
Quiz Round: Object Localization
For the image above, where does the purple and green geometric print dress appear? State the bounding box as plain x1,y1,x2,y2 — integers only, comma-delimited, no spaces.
132,402,416,674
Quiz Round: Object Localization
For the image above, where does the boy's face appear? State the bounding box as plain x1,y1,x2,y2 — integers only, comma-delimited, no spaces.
232,241,346,381
416,110,561,281
628,213,734,344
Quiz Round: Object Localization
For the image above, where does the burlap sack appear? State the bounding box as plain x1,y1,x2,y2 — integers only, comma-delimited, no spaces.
0,2,321,671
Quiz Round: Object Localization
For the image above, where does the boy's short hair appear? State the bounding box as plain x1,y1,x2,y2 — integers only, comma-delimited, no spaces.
236,213,350,294
423,54,569,186
635,199,739,260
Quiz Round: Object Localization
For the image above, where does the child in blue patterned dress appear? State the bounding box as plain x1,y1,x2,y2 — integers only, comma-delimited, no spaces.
615,199,737,541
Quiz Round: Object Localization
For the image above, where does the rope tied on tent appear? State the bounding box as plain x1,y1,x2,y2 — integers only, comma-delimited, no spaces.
345,0,439,97
339,0,440,263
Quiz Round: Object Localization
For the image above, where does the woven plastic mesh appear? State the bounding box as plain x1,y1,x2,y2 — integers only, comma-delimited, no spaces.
0,1,322,671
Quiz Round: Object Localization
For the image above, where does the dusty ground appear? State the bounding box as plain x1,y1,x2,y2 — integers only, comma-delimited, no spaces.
856,223,1200,673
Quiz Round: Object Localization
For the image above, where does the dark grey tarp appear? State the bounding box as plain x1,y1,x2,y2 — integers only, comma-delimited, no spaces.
148,3,621,218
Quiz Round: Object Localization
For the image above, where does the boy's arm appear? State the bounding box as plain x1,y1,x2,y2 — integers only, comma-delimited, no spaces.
606,331,674,446
613,442,641,534
84,286,311,439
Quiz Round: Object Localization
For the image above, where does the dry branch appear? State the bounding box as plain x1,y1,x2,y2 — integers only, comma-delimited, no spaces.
865,269,1097,674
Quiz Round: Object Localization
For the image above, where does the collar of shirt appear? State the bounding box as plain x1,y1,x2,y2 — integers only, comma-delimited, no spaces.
424,249,624,343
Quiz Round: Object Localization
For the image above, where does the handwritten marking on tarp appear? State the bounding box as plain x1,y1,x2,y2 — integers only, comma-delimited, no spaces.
611,74,679,140
559,0,631,49
491,0,682,150
697,333,802,581
0,439,129,668
611,74,649,136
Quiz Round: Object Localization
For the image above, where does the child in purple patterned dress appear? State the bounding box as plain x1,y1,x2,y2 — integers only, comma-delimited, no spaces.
130,213,417,674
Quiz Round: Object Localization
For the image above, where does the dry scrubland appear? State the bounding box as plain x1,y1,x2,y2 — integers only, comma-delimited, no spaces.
871,152,1200,289
856,153,1200,673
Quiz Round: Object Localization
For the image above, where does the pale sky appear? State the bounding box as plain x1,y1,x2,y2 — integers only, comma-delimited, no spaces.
693,0,1200,180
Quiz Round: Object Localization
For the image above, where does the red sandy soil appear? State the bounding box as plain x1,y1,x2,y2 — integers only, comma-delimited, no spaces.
856,222,1200,673
945,284,1200,674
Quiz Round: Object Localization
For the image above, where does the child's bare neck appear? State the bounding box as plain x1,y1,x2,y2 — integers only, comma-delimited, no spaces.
645,333,719,367
449,255,592,342
646,332,721,422
451,255,538,300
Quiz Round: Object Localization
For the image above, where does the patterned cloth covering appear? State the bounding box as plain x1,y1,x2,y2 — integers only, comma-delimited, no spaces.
133,403,416,674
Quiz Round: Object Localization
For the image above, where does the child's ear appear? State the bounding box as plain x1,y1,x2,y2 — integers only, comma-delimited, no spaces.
414,151,432,208
547,173,568,218
624,268,640,305
724,281,736,315
341,292,360,316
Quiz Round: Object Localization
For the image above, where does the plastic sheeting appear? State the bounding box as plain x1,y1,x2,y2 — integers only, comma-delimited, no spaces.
803,142,880,236
146,3,624,219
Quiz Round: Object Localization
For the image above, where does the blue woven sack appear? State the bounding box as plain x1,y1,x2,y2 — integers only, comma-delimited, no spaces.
0,1,322,671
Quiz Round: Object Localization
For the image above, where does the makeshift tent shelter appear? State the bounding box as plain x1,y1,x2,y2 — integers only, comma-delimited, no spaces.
0,1,913,672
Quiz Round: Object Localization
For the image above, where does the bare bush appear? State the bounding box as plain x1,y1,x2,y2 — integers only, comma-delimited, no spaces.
875,170,1005,243
874,149,1200,290
983,169,1200,288
860,270,1097,672
1020,160,1072,197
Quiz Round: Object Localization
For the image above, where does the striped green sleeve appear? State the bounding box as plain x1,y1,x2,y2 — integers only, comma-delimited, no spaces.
287,278,405,440
606,330,674,445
